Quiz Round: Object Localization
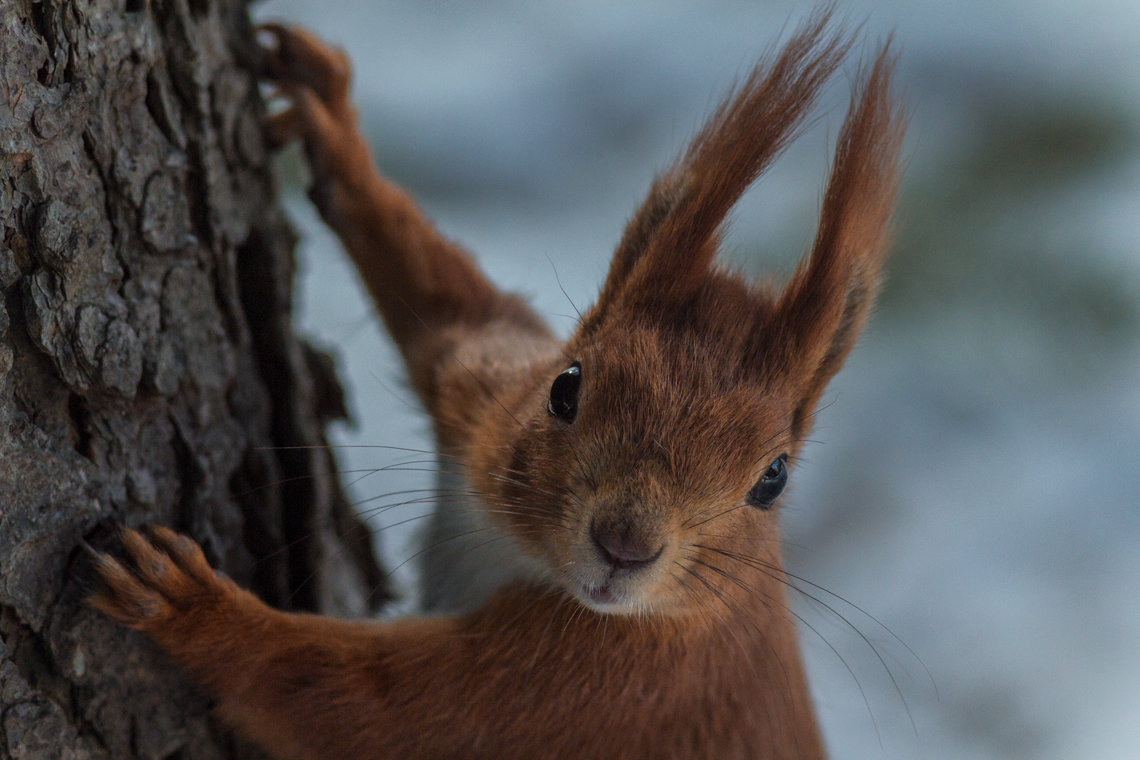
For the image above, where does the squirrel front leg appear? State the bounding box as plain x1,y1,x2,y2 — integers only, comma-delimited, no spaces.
89,528,471,760
259,25,553,421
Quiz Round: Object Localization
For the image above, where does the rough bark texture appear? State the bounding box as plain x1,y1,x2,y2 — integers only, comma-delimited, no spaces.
0,1,385,758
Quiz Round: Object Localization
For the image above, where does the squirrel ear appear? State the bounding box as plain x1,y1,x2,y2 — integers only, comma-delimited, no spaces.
583,10,851,330
761,44,904,435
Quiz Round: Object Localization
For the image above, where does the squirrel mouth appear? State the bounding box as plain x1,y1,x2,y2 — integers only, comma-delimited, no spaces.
581,580,640,611
585,583,616,605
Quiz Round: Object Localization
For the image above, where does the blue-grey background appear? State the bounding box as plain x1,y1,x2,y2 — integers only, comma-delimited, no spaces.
256,2,1140,757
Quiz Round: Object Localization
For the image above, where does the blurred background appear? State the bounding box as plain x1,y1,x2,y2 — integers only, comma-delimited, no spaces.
255,1,1140,757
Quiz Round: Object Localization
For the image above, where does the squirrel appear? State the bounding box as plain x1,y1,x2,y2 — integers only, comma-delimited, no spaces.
89,10,902,760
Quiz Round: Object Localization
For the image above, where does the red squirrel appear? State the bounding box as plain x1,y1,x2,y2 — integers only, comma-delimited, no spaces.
90,11,902,759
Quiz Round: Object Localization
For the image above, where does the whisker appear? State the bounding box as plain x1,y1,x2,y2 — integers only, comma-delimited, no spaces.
546,255,583,323
686,545,894,744
700,542,927,703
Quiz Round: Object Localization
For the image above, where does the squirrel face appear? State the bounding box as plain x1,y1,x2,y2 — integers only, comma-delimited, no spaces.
468,287,806,616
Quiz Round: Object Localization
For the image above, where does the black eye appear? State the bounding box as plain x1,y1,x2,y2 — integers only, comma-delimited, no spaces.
747,454,788,509
547,362,582,422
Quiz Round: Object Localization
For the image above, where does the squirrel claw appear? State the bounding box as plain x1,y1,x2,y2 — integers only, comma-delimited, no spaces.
256,22,352,115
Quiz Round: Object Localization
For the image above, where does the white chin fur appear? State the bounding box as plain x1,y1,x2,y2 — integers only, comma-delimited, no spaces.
574,591,639,615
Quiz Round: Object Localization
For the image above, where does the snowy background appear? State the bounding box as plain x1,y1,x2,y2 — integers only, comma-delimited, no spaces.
255,2,1140,757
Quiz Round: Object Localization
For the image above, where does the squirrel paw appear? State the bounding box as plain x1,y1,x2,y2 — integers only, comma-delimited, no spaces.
259,24,351,115
258,24,353,151
257,23,370,223
88,527,227,631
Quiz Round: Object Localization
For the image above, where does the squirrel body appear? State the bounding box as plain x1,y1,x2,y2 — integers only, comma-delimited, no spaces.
91,11,903,759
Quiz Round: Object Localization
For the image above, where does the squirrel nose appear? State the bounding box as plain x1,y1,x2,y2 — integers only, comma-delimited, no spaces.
590,522,664,571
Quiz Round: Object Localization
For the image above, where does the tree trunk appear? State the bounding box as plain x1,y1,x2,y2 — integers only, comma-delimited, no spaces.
0,1,385,758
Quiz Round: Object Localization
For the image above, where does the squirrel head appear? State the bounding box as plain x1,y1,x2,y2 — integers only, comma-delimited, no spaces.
467,15,903,617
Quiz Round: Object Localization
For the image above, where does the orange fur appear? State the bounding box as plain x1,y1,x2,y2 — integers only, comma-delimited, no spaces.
91,11,903,759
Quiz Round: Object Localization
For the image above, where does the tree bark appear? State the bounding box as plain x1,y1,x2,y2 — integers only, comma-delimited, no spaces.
0,1,385,758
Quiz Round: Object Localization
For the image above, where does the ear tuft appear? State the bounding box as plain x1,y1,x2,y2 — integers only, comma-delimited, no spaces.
763,41,905,433
585,9,855,328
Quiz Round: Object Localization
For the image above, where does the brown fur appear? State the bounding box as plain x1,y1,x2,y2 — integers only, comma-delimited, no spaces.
90,11,903,759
